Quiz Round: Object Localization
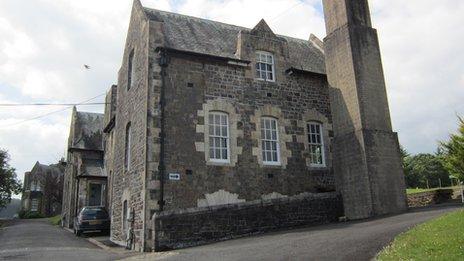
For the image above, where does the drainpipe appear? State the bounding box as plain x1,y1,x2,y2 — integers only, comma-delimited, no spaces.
157,48,169,211
74,175,80,226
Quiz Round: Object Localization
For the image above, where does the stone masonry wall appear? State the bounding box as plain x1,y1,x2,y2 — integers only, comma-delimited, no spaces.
153,192,343,250
160,51,334,212
407,189,453,208
110,1,151,251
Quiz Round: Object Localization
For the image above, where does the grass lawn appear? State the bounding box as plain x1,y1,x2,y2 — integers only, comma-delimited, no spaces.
377,209,464,260
406,188,436,194
49,215,61,226
406,186,460,195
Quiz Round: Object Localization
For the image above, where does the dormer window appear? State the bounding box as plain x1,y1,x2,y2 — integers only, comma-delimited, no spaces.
255,51,275,82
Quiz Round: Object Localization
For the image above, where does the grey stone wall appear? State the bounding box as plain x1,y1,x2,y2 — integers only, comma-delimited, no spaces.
407,189,453,208
153,192,343,251
109,0,152,251
322,0,407,219
160,51,334,211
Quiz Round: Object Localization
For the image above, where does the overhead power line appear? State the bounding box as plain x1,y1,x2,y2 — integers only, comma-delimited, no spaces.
0,102,106,107
270,1,304,22
0,93,106,128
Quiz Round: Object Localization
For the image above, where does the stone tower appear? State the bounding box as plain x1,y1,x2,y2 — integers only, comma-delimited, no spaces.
322,0,407,219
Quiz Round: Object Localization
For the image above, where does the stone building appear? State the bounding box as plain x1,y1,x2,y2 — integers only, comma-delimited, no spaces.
109,0,339,251
61,107,107,228
103,85,118,215
21,161,65,217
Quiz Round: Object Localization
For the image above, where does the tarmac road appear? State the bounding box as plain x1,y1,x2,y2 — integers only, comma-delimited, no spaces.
0,218,131,261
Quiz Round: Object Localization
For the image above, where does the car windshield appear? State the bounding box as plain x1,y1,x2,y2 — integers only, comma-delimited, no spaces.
81,208,108,220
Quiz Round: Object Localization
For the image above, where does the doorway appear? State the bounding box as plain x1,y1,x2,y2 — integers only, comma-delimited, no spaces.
88,183,102,206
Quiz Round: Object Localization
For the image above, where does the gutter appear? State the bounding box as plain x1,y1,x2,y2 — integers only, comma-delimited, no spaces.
156,47,251,66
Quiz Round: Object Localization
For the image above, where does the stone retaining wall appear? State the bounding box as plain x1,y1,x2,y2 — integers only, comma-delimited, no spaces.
407,189,453,208
153,192,343,251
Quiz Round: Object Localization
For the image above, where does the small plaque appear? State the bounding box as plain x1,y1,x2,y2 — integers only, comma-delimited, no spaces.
169,173,180,180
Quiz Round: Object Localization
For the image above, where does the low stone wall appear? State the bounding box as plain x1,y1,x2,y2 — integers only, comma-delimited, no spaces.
153,192,343,251
407,189,454,208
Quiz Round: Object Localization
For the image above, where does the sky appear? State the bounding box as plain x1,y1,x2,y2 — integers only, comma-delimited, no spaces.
0,0,463,185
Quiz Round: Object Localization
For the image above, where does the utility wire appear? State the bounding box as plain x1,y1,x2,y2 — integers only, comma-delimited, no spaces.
0,93,106,128
270,0,304,22
0,102,107,107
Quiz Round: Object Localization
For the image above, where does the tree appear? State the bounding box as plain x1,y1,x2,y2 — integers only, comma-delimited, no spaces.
440,116,464,181
404,153,451,188
0,149,22,210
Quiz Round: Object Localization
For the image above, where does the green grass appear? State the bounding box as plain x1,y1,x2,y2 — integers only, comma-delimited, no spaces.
49,215,61,226
406,188,437,194
406,186,460,195
377,210,464,260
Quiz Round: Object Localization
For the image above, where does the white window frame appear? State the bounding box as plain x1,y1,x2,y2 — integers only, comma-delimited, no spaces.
31,198,39,212
261,117,280,165
255,51,275,82
208,112,230,163
307,122,326,167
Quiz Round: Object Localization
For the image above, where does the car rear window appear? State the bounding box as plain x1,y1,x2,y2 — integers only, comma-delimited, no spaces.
81,208,108,220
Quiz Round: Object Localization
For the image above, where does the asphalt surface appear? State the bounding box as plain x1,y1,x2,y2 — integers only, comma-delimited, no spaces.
0,218,132,261
0,205,461,261
125,204,463,261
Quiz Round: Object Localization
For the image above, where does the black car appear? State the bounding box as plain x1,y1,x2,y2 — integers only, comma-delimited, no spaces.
74,206,110,236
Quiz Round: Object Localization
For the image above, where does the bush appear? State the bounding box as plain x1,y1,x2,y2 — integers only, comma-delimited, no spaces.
18,210,45,219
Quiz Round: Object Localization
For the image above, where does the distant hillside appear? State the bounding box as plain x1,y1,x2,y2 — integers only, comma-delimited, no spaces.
0,199,21,219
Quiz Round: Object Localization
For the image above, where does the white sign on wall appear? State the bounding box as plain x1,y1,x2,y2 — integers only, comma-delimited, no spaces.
168,173,180,181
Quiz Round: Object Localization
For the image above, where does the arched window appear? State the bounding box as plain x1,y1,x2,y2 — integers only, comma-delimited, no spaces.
127,49,135,90
124,122,132,171
261,117,280,165
208,112,230,162
255,51,275,82
307,121,325,167
122,200,128,231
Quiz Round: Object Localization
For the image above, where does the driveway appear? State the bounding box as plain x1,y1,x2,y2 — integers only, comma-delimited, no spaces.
0,218,132,261
126,204,462,261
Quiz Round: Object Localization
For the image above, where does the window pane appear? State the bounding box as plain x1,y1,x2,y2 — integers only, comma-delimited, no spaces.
221,126,228,136
266,151,272,161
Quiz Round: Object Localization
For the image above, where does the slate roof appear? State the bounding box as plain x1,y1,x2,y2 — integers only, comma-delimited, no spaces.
70,110,104,151
143,8,326,75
